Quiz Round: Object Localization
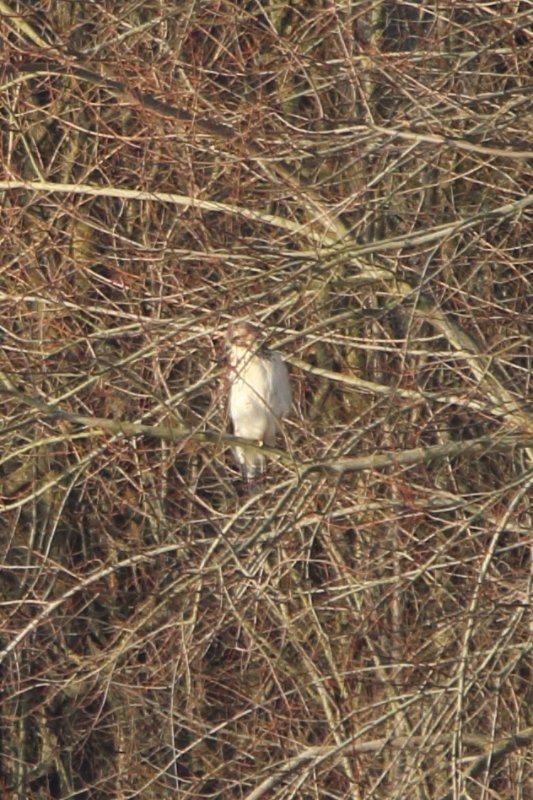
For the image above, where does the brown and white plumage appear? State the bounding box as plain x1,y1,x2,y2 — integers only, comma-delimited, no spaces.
226,322,291,481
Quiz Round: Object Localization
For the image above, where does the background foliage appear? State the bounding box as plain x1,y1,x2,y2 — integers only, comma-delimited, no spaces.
1,1,532,798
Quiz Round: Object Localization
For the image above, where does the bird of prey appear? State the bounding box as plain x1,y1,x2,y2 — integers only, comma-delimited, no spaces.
226,321,291,481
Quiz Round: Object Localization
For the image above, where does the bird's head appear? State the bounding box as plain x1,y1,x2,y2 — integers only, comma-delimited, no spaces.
226,321,262,350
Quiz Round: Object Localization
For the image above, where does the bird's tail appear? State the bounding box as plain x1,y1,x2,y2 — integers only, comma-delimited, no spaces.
233,445,266,482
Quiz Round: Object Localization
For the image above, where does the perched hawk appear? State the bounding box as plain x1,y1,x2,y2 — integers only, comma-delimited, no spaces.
226,321,291,481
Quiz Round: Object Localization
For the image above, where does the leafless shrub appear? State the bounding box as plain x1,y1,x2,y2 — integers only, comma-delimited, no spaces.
1,1,532,798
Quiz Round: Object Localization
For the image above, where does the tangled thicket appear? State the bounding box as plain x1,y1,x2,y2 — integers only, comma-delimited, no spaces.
1,2,532,799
